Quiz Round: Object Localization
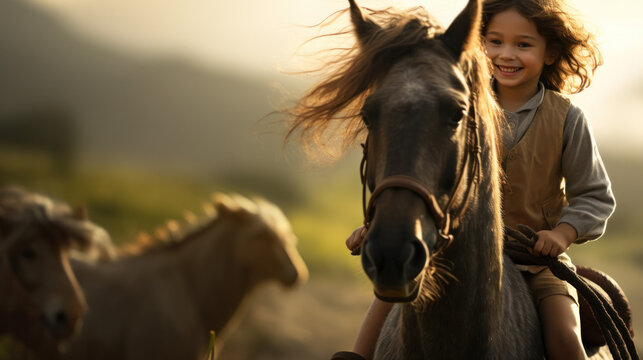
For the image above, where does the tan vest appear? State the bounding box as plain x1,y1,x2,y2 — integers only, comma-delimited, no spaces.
501,90,571,232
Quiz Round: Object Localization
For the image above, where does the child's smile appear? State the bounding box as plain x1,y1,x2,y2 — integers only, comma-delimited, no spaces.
496,64,523,75
484,8,556,97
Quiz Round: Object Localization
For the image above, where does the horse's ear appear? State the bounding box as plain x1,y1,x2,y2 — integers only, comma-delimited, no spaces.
349,0,380,45
441,0,481,59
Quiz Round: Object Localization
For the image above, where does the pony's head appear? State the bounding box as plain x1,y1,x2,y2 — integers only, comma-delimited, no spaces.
286,0,500,302
0,186,110,347
350,0,499,302
120,193,308,289
211,193,309,288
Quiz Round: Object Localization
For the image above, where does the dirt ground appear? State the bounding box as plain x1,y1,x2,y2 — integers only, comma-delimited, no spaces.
2,256,639,360
220,258,643,360
219,275,373,360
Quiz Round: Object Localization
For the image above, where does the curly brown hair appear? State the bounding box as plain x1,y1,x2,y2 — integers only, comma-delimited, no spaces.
481,0,602,94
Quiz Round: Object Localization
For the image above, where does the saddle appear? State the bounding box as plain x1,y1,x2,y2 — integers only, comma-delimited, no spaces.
576,266,633,348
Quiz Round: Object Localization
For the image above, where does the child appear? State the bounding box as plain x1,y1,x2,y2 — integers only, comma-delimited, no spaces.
338,0,615,359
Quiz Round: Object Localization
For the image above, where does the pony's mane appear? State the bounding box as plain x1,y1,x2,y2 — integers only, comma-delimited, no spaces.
285,5,502,159
120,193,294,256
0,186,112,255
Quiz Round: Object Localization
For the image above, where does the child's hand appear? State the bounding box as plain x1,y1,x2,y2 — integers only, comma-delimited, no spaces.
531,223,577,257
346,225,366,255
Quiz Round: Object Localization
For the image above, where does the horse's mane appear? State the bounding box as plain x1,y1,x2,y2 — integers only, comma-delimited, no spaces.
0,186,112,256
120,193,294,256
285,5,502,159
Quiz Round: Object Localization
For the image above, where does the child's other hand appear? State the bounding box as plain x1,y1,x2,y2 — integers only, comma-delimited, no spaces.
531,223,577,257
346,225,366,255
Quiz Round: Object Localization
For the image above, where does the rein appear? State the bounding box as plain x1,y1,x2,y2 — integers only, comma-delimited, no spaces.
504,225,639,360
360,104,482,253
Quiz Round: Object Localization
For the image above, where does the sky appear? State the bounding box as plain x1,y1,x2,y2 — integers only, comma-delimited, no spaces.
24,0,643,153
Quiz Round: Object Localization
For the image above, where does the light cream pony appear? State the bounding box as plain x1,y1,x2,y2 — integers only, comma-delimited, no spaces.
62,193,308,360
0,186,113,358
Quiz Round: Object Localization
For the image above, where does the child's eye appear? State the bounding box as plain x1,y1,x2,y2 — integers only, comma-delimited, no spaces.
517,42,532,48
486,38,501,46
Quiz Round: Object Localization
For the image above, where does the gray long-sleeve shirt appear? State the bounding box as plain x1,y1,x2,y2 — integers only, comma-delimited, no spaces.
501,83,616,243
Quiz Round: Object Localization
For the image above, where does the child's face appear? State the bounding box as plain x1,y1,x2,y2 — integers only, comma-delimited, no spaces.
484,8,555,93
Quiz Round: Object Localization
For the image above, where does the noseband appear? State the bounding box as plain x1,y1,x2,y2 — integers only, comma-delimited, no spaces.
360,105,482,254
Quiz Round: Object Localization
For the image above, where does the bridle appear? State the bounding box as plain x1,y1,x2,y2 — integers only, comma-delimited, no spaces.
360,102,482,254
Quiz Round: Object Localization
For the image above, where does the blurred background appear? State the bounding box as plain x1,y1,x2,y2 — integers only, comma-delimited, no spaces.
0,0,641,358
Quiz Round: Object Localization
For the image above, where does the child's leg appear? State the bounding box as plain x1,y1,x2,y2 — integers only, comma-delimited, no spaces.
352,298,393,360
539,294,587,360
523,253,586,359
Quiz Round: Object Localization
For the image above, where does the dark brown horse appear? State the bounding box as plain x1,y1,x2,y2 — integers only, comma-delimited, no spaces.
0,186,112,357
286,0,617,358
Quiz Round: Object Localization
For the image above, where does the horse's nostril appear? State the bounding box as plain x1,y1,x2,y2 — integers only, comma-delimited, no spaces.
54,310,69,327
404,240,428,281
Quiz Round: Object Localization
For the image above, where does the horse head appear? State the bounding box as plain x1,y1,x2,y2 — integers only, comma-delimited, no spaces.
0,187,109,349
212,193,308,288
349,0,486,302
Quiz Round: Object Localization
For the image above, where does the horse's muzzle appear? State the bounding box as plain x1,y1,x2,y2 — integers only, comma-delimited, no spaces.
361,227,429,302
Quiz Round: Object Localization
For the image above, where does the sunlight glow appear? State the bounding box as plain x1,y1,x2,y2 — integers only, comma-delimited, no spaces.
22,0,643,150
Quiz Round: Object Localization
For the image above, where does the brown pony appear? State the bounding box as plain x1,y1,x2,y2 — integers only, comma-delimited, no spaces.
0,186,111,357
287,0,615,358
61,193,308,360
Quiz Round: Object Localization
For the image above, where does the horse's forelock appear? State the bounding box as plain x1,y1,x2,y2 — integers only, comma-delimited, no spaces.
254,199,296,244
18,204,107,251
215,194,294,244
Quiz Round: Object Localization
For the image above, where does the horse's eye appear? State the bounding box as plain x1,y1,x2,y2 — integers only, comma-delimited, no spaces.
448,108,467,128
21,247,36,260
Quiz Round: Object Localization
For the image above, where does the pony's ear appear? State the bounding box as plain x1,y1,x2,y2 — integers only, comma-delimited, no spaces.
349,0,380,45
441,0,481,59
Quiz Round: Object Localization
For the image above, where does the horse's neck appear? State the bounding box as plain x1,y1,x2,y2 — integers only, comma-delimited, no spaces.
176,221,258,335
409,146,504,352
448,121,504,312
439,204,503,315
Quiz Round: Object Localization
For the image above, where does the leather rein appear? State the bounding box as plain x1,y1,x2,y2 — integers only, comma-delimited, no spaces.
360,104,482,254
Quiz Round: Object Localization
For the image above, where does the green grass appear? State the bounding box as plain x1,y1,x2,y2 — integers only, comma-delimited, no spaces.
288,169,364,276
204,331,216,360
0,149,215,243
0,148,363,274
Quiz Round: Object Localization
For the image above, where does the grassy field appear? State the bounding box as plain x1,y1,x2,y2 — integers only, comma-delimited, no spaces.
1,148,641,359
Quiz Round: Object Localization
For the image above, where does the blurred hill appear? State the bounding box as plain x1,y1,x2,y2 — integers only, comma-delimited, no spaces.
1,0,641,236
0,0,304,177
